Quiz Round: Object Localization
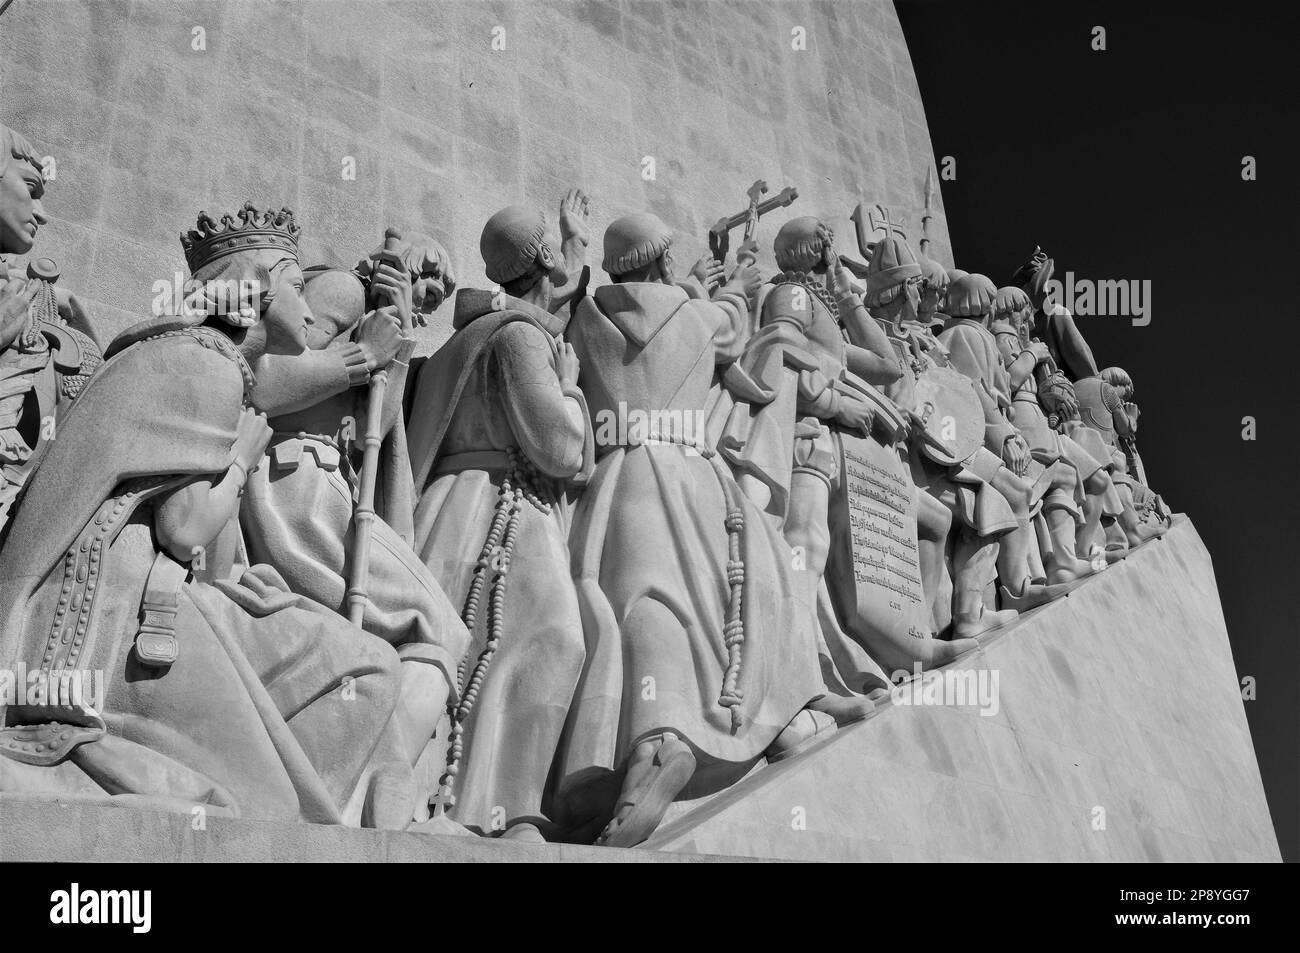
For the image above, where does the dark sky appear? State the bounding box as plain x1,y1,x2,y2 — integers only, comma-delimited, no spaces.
897,0,1299,861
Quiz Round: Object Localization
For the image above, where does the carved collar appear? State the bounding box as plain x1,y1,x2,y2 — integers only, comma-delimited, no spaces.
770,271,839,322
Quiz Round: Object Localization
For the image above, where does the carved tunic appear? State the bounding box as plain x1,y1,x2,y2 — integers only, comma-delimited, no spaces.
240,293,467,684
0,324,410,823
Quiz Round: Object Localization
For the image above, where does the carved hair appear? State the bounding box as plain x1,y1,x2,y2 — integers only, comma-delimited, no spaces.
0,121,43,181
773,217,829,273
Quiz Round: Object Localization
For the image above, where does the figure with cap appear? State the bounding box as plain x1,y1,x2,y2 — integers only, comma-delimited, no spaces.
0,119,102,543
939,275,1105,606
236,227,471,827
860,246,1024,637
404,190,595,841
556,210,828,848
0,201,426,830
1093,366,1168,526
990,285,1139,580
1063,363,1168,551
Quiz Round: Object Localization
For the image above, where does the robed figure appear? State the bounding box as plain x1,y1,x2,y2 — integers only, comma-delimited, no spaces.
406,202,594,840
556,213,825,848
0,207,418,828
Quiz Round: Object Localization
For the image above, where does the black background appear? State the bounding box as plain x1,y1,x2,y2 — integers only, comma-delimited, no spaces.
898,0,1298,861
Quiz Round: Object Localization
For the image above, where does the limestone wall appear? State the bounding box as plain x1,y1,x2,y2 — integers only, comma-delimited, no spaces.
0,0,950,351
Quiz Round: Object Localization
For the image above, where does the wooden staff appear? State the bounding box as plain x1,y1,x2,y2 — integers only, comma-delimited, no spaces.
346,227,403,626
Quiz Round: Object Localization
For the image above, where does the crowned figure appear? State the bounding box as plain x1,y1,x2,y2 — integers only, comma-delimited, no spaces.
0,204,425,829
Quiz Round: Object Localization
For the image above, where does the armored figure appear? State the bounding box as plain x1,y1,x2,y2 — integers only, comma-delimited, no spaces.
721,216,973,680
0,122,101,542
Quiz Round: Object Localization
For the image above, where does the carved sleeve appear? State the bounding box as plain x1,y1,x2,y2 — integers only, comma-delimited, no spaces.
838,296,903,384
699,291,752,364
495,324,587,479
251,342,368,416
1103,382,1134,437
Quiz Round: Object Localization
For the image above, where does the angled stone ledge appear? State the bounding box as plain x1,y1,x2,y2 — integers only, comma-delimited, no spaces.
643,517,1280,862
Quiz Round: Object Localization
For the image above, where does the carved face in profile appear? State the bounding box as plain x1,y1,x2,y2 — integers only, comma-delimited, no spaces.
0,153,46,256
261,259,313,354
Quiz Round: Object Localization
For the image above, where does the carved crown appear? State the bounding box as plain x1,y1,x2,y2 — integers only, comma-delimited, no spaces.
180,202,301,274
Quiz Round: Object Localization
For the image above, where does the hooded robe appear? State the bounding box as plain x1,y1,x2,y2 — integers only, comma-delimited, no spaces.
405,288,593,836
559,281,825,801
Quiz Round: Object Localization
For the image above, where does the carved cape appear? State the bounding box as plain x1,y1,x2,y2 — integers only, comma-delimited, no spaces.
0,322,408,823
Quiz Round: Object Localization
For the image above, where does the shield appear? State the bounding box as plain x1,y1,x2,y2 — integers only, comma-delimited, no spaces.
910,364,985,466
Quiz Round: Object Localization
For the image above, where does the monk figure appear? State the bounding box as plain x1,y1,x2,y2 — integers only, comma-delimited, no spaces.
558,212,828,847
406,192,594,840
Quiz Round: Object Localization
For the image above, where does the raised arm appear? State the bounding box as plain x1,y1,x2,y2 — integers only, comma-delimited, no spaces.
828,252,903,385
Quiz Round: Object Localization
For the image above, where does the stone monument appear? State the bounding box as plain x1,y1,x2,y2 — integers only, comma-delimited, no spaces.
0,0,1278,863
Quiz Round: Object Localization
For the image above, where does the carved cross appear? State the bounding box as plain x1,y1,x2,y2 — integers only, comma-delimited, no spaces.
849,201,907,261
868,204,907,241
708,180,799,261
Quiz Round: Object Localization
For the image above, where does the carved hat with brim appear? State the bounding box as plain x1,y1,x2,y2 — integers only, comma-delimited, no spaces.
864,235,922,307
946,273,999,318
602,212,673,276
480,206,567,287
